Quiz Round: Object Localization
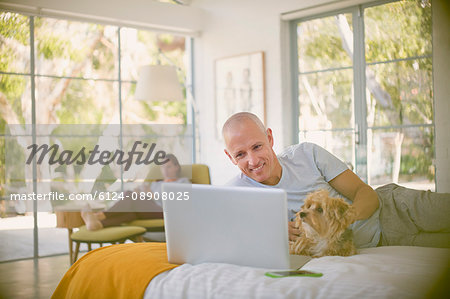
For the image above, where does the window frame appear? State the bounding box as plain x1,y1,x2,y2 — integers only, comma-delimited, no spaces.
289,0,435,186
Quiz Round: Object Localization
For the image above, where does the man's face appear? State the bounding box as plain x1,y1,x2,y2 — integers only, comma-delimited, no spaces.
224,120,280,185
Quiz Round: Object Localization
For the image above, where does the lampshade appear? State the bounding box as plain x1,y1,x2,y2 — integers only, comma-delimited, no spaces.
135,65,184,102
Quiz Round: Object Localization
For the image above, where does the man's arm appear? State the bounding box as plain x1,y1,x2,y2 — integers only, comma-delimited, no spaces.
329,169,379,222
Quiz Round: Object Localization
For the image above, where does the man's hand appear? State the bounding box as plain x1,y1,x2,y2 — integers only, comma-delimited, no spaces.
288,221,301,241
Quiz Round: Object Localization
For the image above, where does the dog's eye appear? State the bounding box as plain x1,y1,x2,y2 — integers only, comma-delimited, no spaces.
317,207,323,213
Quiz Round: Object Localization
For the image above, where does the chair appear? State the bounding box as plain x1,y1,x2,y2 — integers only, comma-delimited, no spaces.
70,225,146,264
69,164,211,258
125,164,211,233
144,164,211,185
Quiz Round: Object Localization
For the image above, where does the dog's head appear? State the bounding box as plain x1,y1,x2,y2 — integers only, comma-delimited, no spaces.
296,189,355,238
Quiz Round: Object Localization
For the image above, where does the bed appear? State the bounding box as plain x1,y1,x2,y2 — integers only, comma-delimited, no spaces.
52,183,450,299
145,246,449,299
52,242,449,299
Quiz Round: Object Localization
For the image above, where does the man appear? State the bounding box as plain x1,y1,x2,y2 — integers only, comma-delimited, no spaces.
223,112,450,248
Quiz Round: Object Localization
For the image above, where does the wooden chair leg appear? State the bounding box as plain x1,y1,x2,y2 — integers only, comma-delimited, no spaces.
68,228,73,264
136,235,144,243
88,243,92,251
72,242,80,264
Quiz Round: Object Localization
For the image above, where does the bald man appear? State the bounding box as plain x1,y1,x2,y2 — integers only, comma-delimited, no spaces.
222,112,450,248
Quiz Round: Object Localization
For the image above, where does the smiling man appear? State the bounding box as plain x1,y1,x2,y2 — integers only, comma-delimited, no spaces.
223,113,282,185
222,112,450,248
223,112,380,248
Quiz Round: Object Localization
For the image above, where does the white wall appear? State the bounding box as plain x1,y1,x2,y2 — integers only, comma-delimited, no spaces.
433,0,450,192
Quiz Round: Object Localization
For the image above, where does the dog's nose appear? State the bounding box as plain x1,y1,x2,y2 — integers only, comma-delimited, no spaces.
300,212,307,218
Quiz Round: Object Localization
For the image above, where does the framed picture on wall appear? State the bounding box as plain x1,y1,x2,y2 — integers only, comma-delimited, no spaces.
214,51,266,139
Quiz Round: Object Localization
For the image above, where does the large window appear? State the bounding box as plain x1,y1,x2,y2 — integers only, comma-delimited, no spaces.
292,0,433,190
0,13,188,127
0,11,190,261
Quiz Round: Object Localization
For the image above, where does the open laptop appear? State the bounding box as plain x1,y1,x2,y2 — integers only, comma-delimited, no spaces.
161,183,311,270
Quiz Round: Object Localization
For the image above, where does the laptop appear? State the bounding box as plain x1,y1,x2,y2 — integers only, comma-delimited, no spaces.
161,183,311,270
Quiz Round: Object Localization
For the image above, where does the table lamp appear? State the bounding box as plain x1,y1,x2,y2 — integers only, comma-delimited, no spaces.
135,65,184,102
134,64,200,162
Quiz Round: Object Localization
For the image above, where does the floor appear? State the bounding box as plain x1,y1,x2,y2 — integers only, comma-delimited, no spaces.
0,213,165,262
0,211,164,298
0,214,97,262
0,254,75,299
0,213,107,262
0,228,73,262
0,212,89,298
0,238,163,299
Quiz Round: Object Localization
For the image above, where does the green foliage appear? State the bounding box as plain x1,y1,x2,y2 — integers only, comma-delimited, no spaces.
0,73,26,101
400,154,432,179
0,74,27,125
55,79,105,124
137,30,160,64
298,14,353,71
0,137,4,196
0,13,29,74
303,34,351,67
139,101,159,121
299,69,353,130
2,136,26,192
365,0,431,62
34,18,99,66
91,30,115,73
164,100,187,123
0,13,29,45
400,129,434,180
158,34,175,45
298,0,434,183
371,57,433,127
0,47,16,72
36,34,72,60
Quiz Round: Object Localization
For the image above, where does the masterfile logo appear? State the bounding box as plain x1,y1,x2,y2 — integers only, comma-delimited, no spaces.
2,124,193,212
26,141,169,171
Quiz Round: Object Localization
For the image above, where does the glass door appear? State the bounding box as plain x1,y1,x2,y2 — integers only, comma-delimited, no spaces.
293,0,434,190
364,0,434,190
295,12,357,171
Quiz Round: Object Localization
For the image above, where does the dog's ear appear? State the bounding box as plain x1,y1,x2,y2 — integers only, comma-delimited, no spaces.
342,205,356,226
335,203,347,219
334,200,353,221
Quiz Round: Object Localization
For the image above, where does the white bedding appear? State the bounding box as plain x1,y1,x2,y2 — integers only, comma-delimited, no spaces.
145,246,449,299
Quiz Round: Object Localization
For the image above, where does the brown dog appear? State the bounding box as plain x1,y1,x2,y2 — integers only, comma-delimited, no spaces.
289,189,357,257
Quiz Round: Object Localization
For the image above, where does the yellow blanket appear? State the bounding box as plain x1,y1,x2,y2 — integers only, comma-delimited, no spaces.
52,243,179,299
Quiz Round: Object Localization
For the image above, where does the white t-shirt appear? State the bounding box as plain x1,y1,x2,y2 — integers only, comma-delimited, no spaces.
226,142,381,248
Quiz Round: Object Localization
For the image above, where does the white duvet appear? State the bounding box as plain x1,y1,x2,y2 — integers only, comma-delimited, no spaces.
145,246,449,299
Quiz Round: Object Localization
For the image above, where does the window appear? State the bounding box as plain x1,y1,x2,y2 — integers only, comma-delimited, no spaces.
0,14,188,127
0,11,190,261
292,0,433,190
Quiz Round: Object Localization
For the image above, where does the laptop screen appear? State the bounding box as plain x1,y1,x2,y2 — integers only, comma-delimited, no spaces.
162,183,290,269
